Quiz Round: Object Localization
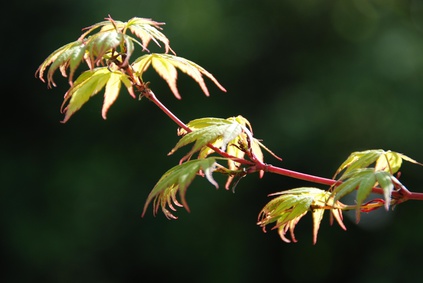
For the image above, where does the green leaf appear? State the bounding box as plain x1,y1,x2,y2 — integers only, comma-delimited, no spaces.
355,171,377,222
126,17,174,54
375,151,402,174
60,68,135,123
332,149,423,220
36,40,87,87
332,168,374,201
132,53,227,99
169,118,243,160
374,151,422,174
61,68,110,122
331,167,403,222
312,207,325,245
141,157,220,219
102,71,133,119
37,16,173,89
180,117,231,131
375,171,395,210
85,30,125,67
258,187,346,244
81,16,173,54
176,116,281,189
335,149,422,179
334,149,384,179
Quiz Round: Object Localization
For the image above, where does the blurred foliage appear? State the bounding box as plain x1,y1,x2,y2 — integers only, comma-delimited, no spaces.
3,0,423,282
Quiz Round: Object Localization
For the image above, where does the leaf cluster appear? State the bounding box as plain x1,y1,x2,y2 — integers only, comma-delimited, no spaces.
36,16,226,122
257,187,346,244
142,116,280,219
331,149,420,221
258,149,422,243
141,157,220,219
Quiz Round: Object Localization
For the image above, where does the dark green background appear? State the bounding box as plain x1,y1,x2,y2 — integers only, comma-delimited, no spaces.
3,0,423,282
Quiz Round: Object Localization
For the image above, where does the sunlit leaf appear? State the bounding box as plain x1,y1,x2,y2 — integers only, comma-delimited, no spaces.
61,67,135,122
37,16,174,90
126,17,174,54
374,151,402,174
334,149,384,178
101,71,132,119
182,116,281,162
335,149,422,179
332,149,423,220
84,30,125,67
141,157,222,219
331,167,405,222
311,207,325,245
36,40,87,87
80,16,173,54
258,187,346,244
169,118,243,161
332,168,371,200
132,53,227,99
355,171,377,222
332,168,379,222
375,171,395,210
173,116,281,189
61,68,110,122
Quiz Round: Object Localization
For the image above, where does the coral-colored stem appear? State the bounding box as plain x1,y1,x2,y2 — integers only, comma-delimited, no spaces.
404,192,423,201
264,164,337,186
145,89,190,132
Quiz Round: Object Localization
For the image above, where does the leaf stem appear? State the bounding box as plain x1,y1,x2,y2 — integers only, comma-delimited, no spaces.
145,89,190,132
264,164,337,186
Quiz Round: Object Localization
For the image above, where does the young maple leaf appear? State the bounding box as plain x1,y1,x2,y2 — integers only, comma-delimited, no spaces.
333,149,421,179
169,117,244,160
36,16,175,89
331,149,423,221
141,157,222,219
131,53,227,99
36,40,87,88
172,116,281,189
257,187,346,244
60,67,135,123
169,116,282,191
80,16,174,54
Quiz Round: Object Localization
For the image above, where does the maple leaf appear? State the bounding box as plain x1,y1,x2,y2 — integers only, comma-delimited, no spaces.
60,67,135,123
80,16,173,54
126,17,175,54
36,16,174,88
257,187,346,244
169,117,244,160
141,157,222,219
331,149,423,221
84,30,128,68
131,53,227,99
35,40,87,88
333,149,421,178
171,116,282,189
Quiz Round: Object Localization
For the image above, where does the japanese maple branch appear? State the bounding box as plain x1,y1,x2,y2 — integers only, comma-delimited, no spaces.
124,65,423,203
